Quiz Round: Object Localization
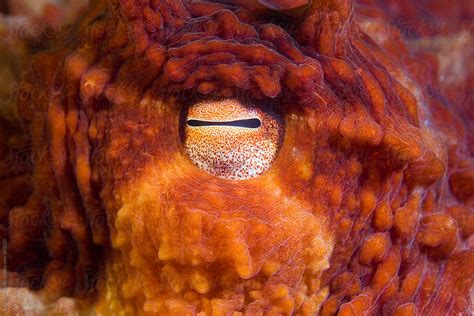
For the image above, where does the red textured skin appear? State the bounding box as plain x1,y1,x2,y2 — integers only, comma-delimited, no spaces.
0,0,472,315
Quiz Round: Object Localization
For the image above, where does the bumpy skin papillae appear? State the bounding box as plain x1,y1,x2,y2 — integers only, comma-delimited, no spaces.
0,0,473,315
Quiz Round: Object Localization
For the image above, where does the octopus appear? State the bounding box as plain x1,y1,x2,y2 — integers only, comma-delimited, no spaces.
0,0,473,315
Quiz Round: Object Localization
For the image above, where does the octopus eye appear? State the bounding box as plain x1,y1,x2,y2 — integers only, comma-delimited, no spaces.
181,98,284,180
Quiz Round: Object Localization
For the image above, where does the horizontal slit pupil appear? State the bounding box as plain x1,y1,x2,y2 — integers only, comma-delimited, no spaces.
187,118,261,128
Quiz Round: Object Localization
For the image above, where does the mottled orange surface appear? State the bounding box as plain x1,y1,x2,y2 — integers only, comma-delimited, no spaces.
0,0,473,315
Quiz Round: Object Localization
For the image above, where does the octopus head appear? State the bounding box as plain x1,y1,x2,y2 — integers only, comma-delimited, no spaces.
3,0,472,315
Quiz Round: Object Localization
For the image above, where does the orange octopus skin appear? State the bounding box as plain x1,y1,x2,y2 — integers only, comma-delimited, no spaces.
0,0,473,315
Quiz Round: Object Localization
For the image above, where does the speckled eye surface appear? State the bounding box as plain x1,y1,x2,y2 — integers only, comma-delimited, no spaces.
181,99,284,180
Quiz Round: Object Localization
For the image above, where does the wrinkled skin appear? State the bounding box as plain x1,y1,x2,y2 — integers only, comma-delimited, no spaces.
0,0,473,315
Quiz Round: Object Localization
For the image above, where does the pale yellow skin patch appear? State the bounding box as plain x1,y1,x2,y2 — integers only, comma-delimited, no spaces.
96,156,334,315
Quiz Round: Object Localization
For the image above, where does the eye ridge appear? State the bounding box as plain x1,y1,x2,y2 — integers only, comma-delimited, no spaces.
187,118,261,129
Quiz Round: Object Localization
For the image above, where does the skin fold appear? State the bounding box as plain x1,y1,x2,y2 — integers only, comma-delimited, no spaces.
0,0,472,315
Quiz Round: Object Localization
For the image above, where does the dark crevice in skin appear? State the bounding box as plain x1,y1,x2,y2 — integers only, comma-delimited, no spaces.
187,118,262,128
0,0,9,15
